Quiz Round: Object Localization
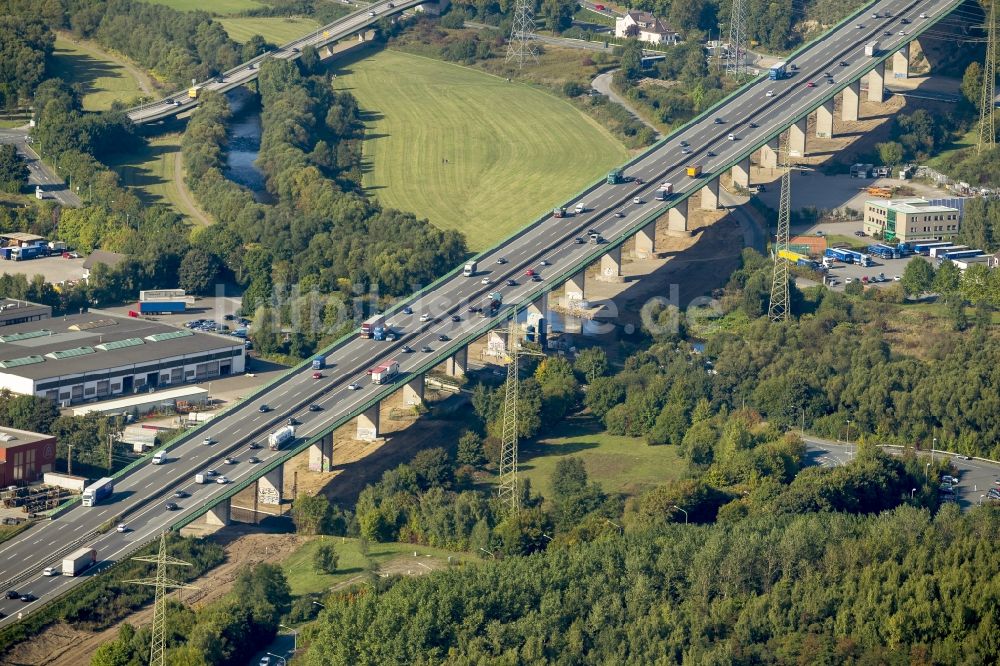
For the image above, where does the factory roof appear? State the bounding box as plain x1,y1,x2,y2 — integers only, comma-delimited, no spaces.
869,197,960,214
0,312,242,381
0,426,53,449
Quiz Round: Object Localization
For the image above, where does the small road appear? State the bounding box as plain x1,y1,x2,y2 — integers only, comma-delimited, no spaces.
0,128,82,207
172,148,213,226
801,434,1000,510
591,70,662,138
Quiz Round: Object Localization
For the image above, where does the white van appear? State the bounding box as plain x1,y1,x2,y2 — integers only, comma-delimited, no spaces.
575,203,586,214
151,451,166,465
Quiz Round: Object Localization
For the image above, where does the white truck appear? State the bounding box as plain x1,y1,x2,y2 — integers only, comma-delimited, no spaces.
369,359,399,385
151,451,166,465
865,41,880,57
463,261,477,277
63,547,96,576
268,425,296,451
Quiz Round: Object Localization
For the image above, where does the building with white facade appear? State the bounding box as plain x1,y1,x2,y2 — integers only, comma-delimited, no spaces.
615,11,681,45
862,197,961,242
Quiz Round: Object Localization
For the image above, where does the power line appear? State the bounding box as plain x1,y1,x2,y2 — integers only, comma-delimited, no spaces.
726,0,750,78
980,0,997,153
125,532,197,666
497,317,544,513
768,132,792,323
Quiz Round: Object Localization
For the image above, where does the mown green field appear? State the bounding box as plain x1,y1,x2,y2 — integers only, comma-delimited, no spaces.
140,0,265,14
334,50,629,250
219,17,320,45
519,413,684,498
282,538,470,597
48,36,146,111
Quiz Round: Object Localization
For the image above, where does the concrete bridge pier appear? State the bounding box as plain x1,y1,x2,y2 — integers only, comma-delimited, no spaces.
445,346,467,378
564,269,586,301
789,118,807,157
759,138,779,169
667,198,690,236
205,497,231,526
527,291,548,319
633,220,658,258
309,432,334,473
842,80,861,121
868,61,885,102
815,99,834,138
403,374,424,406
356,403,381,441
599,245,623,281
700,178,720,210
257,467,283,506
730,157,751,189
892,43,910,79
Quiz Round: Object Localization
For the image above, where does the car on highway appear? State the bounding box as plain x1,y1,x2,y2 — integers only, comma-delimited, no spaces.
369,9,376,15
898,31,907,36
202,437,214,446
525,269,535,277
348,382,361,390
633,197,643,204
4,591,19,600
402,306,413,315
531,274,542,282
420,313,431,322
224,456,236,465
727,133,736,141
43,566,59,576
505,278,517,287
679,140,688,147
438,334,450,341
174,490,190,498
496,257,507,264
421,345,433,353
116,523,128,533
248,456,260,464
919,12,928,18
258,404,270,413
480,277,491,285
856,23,864,29
574,237,585,244
806,82,816,88
205,469,218,477
681,147,692,154
401,344,413,353
165,502,179,511
309,403,322,412
451,315,461,322
706,150,716,157
765,89,774,97
614,210,625,217
840,61,849,67
748,122,758,128
216,476,229,485
540,259,549,266
19,593,35,602
248,442,261,450
714,117,724,124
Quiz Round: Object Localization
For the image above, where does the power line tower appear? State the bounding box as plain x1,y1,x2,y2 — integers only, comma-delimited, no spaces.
497,317,544,512
506,0,538,69
979,0,997,153
725,0,750,78
125,532,197,666
768,132,792,322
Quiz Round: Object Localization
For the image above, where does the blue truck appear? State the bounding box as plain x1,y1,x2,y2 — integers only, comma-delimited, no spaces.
11,244,47,261
137,300,186,314
939,249,984,261
769,62,787,80
312,355,326,370
82,477,114,507
912,241,950,255
824,248,873,266
867,243,900,260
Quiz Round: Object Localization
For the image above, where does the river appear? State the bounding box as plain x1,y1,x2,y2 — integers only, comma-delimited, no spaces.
223,89,271,202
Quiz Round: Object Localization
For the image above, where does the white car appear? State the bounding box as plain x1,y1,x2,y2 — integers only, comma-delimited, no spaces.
845,277,854,284
216,476,229,485
481,277,491,285
919,13,928,19
681,147,692,154
348,382,361,390
116,523,128,533
43,566,60,576
633,197,643,205
727,133,736,141
766,90,774,97
540,260,549,266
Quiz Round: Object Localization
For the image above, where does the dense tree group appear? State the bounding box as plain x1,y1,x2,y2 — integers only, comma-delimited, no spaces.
0,13,53,108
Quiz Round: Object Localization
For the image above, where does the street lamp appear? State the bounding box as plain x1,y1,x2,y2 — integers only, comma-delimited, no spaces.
279,623,298,652
910,488,916,499
541,533,553,542
845,420,852,458
979,495,986,507
605,518,623,534
266,653,286,666
479,548,496,559
932,437,937,465
925,462,930,481
671,505,688,524
311,600,325,609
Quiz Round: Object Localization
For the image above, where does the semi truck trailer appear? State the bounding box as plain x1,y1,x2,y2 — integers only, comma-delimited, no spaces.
63,547,97,576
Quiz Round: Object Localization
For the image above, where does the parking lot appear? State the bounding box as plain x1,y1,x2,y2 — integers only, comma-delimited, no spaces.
823,254,911,290
0,255,85,285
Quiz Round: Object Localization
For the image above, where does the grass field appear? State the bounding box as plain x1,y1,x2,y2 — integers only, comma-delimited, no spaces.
140,0,265,14
220,17,320,45
48,36,146,111
518,413,684,498
282,538,470,597
334,50,629,250
106,134,209,225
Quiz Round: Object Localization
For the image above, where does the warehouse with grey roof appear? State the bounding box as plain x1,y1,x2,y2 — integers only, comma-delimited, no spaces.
0,309,245,406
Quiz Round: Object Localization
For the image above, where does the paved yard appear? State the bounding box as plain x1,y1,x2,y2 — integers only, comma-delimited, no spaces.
0,256,85,284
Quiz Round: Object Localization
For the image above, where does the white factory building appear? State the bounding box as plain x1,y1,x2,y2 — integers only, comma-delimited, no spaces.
0,306,245,406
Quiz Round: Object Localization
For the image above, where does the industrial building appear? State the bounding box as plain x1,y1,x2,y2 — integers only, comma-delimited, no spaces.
0,299,51,328
863,198,961,242
0,426,56,486
0,308,245,406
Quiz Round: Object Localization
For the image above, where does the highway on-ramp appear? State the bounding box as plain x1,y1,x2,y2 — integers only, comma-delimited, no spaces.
0,0,967,626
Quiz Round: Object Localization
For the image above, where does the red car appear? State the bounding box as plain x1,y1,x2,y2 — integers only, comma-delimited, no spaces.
594,4,605,9
312,371,322,379
806,82,816,88
525,269,535,277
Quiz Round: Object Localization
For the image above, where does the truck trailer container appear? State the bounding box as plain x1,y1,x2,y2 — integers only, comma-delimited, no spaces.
606,168,625,185
778,249,809,263
939,249,984,261
360,314,386,339
769,62,787,80
63,547,97,576
312,355,326,370
912,241,949,255
929,245,966,258
686,165,703,178
81,477,114,506
463,262,477,277
137,300,186,314
268,425,295,450
369,359,400,385
865,41,880,56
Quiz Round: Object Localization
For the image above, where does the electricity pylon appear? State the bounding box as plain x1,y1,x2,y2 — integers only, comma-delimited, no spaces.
768,132,792,322
726,0,750,78
497,317,544,512
979,0,997,153
506,0,538,69
125,532,197,666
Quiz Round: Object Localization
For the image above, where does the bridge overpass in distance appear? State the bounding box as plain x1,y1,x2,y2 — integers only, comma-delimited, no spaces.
126,0,429,125
0,0,969,626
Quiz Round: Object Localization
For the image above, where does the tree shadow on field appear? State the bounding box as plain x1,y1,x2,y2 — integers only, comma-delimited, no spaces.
50,46,122,100
108,142,177,205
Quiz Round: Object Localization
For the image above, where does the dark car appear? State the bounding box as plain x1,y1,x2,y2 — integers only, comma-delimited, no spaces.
438,334,449,342
421,345,433,353
287,417,298,426
451,315,461,322
403,306,413,315
574,237,584,244
258,404,270,413
506,279,517,287
531,275,542,282
839,61,849,67
248,456,261,464
5,590,19,600
309,403,322,412
19,593,35,603
165,502,179,511
248,442,261,450
401,345,413,353
173,490,189,498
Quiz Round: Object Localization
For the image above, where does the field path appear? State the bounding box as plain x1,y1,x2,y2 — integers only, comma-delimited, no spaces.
173,149,214,226
55,31,157,96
